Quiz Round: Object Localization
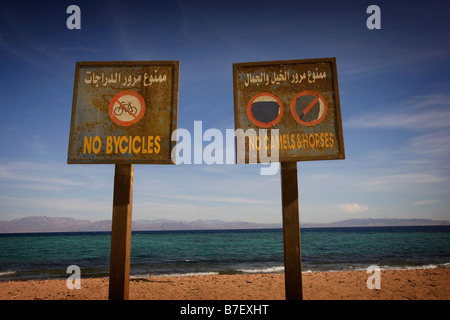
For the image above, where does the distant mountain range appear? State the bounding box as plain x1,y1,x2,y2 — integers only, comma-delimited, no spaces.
0,216,280,233
0,216,448,233
303,218,450,228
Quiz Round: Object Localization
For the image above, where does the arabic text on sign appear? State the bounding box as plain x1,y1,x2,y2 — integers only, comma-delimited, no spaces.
244,68,327,87
84,71,167,87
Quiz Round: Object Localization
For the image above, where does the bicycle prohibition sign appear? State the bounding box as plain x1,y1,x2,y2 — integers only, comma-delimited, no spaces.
109,90,146,127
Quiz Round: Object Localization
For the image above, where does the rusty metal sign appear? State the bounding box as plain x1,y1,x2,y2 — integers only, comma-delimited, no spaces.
68,61,179,164
233,58,345,162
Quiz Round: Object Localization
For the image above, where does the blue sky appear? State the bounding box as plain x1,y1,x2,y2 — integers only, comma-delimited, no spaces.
0,0,449,224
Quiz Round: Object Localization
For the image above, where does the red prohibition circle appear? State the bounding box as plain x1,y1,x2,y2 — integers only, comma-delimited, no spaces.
290,90,327,126
246,92,284,128
109,90,146,127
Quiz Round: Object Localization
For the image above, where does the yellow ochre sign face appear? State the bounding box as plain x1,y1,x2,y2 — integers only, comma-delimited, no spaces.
233,58,345,162
68,61,179,164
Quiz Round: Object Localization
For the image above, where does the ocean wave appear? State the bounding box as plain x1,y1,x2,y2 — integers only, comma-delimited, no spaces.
131,272,220,278
0,271,16,277
130,262,450,279
237,266,285,274
302,262,450,273
380,263,450,271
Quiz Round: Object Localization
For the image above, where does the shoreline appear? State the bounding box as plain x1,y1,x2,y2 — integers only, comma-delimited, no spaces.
0,268,449,300
3,262,449,283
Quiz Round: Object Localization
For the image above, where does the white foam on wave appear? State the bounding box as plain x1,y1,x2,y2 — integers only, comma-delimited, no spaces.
159,272,220,277
0,271,16,277
311,263,450,273
129,262,450,279
382,264,446,271
237,266,285,274
131,272,220,278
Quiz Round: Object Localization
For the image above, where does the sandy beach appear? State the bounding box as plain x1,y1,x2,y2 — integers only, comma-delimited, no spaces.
0,268,449,300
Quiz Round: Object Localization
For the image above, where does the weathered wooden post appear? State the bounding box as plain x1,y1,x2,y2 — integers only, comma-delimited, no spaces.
280,161,303,300
109,164,134,300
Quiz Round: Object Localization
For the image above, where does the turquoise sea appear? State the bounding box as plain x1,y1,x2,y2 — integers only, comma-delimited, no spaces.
0,226,449,281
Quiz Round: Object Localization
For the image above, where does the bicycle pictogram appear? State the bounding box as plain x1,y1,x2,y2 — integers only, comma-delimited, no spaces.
113,101,138,116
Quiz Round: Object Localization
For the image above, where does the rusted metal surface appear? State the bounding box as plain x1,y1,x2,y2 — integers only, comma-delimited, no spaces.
233,58,345,162
68,61,179,164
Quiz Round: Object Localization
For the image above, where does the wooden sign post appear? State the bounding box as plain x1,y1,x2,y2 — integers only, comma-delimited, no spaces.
68,61,179,300
233,58,345,299
109,164,134,300
280,161,302,300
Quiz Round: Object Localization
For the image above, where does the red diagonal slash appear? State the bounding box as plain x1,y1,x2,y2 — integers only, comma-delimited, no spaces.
117,100,137,118
301,94,319,116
